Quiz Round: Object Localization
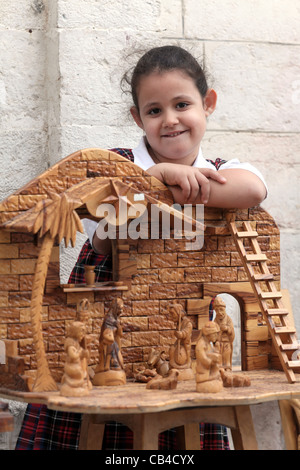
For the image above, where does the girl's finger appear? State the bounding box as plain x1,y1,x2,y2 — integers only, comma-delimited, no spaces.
199,168,226,183
195,172,210,204
179,176,193,200
186,174,201,203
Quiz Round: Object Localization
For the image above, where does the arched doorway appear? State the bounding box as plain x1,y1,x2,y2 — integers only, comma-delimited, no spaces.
210,293,242,370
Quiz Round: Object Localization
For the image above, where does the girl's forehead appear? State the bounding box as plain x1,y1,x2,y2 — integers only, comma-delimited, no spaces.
136,69,201,102
139,69,193,87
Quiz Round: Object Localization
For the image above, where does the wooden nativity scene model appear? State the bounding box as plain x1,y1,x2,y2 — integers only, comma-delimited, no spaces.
0,148,300,449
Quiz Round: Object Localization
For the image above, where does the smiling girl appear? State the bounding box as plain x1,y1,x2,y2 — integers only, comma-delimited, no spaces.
92,45,267,252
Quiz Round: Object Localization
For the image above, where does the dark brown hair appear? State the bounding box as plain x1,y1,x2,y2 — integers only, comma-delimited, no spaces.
122,45,209,110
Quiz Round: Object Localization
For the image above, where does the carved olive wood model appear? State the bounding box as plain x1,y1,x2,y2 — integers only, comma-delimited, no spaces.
0,148,299,397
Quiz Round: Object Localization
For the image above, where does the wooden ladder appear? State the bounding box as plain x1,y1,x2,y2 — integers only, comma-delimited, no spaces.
226,212,300,383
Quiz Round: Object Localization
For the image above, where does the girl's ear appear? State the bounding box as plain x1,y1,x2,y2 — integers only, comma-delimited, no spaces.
130,106,144,130
203,89,217,117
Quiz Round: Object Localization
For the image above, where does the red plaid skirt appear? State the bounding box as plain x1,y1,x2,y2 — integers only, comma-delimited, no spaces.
16,240,230,450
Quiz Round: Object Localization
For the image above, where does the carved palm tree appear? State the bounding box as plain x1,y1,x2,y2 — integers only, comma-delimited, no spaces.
5,190,84,392
30,191,83,391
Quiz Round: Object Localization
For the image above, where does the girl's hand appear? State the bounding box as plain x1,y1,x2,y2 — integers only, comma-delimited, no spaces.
148,163,226,204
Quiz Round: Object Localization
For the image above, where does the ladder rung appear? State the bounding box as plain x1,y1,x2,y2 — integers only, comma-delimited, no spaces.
287,361,300,369
253,273,274,281
266,308,289,316
237,230,258,238
280,343,300,351
245,254,268,262
260,291,282,300
274,326,296,334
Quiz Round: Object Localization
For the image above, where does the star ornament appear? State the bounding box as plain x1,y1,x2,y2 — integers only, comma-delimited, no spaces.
97,180,136,226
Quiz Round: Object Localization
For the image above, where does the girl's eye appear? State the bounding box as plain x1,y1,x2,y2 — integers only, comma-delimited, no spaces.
148,108,161,115
176,102,189,109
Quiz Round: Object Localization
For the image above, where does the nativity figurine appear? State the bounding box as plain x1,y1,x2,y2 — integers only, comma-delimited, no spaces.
168,303,194,380
213,296,235,370
60,320,92,397
195,321,223,393
93,297,126,386
146,369,179,390
147,348,169,377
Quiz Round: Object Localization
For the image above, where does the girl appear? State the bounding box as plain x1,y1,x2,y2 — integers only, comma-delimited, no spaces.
16,45,267,451
92,45,266,253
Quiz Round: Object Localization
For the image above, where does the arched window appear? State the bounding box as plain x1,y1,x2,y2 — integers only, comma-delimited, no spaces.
59,220,113,285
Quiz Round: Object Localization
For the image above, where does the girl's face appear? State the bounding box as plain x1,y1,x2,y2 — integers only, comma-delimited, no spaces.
131,70,217,166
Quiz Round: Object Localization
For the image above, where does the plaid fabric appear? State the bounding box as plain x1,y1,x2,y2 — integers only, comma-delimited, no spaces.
15,404,81,450
110,147,135,162
15,147,230,450
68,240,112,284
200,423,229,450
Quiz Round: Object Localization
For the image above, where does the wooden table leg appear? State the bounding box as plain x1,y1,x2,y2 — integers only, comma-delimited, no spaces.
279,399,300,450
78,414,105,450
131,414,160,450
78,404,259,451
231,405,258,450
176,424,201,450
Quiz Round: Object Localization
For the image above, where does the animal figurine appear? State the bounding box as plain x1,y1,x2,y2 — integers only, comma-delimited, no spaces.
134,367,158,383
147,348,169,377
220,368,251,387
146,369,179,390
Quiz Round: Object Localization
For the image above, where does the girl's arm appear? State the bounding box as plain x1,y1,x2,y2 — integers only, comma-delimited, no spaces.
92,162,267,252
147,163,267,209
205,168,267,209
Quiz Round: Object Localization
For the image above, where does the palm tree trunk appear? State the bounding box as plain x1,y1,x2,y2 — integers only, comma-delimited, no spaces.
31,232,58,392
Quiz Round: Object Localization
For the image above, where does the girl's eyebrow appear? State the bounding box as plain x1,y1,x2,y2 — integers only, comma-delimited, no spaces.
142,101,160,112
173,94,193,101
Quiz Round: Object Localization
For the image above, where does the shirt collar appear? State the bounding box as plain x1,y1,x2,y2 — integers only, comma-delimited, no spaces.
132,136,209,170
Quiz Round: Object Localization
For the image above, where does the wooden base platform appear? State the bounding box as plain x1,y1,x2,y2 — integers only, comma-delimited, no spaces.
1,370,300,450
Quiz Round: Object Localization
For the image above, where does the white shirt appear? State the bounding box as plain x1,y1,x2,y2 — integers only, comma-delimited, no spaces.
133,136,268,189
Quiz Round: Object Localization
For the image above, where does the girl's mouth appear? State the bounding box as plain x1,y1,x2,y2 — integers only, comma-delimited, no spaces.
162,130,186,138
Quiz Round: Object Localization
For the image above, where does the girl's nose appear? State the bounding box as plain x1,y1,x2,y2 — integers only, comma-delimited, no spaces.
163,109,179,127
